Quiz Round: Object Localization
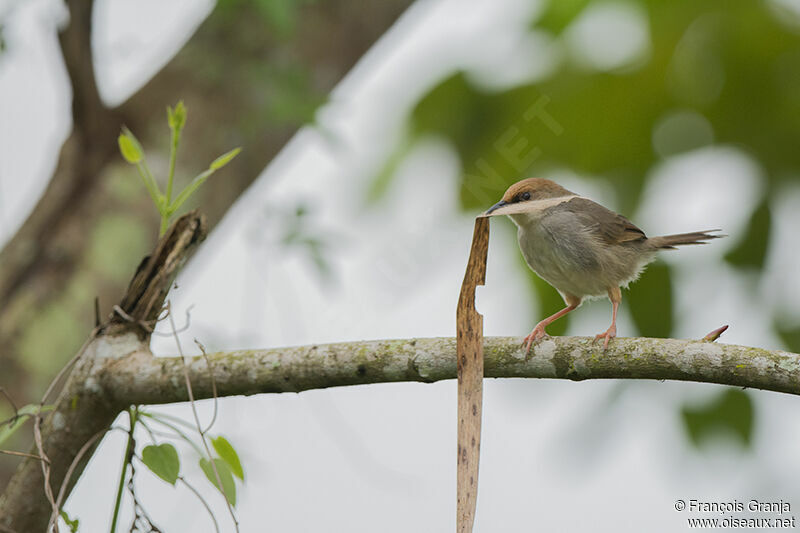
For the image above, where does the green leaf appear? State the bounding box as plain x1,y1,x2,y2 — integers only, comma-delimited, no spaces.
200,457,237,506
533,0,593,34
0,404,53,447
142,444,180,485
170,144,244,213
117,128,143,164
168,169,214,215
724,198,771,270
212,436,244,480
60,510,80,532
627,262,673,338
167,100,187,132
210,147,241,170
776,324,800,353
682,389,754,449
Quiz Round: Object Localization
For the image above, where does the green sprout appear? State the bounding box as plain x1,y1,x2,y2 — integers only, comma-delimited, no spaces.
117,100,241,236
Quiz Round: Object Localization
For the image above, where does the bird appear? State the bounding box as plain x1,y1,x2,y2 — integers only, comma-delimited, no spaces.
483,177,722,353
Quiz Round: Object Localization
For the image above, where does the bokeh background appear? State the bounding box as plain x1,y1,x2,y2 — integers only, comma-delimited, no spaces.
2,0,800,530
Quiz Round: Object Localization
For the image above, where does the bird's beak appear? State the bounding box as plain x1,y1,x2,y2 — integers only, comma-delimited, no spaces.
484,200,508,216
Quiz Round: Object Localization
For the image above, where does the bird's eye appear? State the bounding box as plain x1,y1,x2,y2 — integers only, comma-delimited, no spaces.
521,192,531,201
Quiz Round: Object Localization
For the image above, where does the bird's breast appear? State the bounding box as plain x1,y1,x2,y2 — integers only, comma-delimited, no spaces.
515,216,608,298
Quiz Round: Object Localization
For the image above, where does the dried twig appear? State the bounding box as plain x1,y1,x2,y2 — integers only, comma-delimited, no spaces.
169,307,238,531
150,304,194,337
195,339,219,434
112,305,156,333
32,415,58,533
0,450,49,462
178,476,221,533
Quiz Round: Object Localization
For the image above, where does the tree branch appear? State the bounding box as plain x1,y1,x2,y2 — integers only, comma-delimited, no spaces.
3,205,796,529
103,336,800,405
3,331,798,530
0,0,413,419
0,212,207,532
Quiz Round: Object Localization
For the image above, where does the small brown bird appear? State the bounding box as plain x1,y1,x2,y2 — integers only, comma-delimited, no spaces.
484,178,722,352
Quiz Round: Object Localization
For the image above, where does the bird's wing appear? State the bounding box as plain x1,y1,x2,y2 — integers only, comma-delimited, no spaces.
549,197,647,245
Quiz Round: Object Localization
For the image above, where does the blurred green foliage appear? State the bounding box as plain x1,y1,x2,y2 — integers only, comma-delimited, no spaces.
18,297,84,383
107,166,147,202
682,389,754,449
375,0,797,446
181,0,327,133
217,0,318,37
383,0,800,213
627,262,673,338
725,198,771,269
776,324,800,354
245,63,328,128
88,214,150,282
402,0,800,211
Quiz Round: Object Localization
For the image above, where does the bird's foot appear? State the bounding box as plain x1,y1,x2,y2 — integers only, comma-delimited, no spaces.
593,324,617,351
523,325,550,355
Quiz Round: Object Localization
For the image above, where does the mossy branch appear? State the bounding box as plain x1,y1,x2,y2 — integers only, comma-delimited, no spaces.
3,333,798,531
103,336,800,404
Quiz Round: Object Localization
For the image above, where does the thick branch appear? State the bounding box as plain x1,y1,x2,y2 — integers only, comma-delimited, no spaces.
58,0,105,139
0,213,206,532
103,336,800,404
3,333,797,530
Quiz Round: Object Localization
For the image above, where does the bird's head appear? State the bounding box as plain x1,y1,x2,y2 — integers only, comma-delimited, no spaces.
484,178,575,217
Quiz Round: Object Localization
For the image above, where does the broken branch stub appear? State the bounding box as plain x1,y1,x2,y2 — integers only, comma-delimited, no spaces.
456,216,489,533
111,210,207,334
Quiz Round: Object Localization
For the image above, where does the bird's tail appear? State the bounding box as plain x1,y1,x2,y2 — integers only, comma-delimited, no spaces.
648,229,725,250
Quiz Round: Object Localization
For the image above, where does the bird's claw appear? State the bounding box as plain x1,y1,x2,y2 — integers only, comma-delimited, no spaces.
593,326,617,351
522,326,550,356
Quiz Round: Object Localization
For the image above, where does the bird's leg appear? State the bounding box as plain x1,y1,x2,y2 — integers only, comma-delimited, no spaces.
523,301,578,354
594,287,621,350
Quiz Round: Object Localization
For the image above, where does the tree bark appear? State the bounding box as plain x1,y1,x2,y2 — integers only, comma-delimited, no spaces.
107,337,800,402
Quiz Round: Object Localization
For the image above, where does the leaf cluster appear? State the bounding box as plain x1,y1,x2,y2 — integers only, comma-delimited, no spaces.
118,101,241,236
139,412,245,508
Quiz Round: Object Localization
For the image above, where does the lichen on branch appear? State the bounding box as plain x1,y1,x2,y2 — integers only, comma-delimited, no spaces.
103,336,800,405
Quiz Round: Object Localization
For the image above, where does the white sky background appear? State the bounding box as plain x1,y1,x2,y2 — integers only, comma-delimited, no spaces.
2,0,800,531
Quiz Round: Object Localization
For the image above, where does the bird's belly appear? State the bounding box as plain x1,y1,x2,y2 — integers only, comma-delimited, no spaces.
518,226,609,298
